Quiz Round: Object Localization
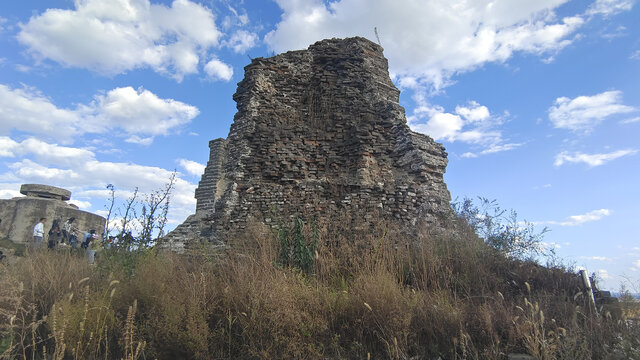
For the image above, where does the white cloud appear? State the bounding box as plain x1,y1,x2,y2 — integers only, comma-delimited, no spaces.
178,159,205,177
125,135,154,146
410,101,493,141
17,0,226,81
0,184,22,199
7,159,79,182
223,30,258,53
0,139,197,225
204,58,234,81
587,0,634,17
0,84,198,143
83,86,200,136
548,90,636,132
409,100,519,156
461,143,523,158
539,209,612,226
0,84,82,142
631,50,640,60
543,242,562,249
620,116,640,124
412,111,463,141
554,149,637,167
68,199,92,210
223,5,250,29
0,137,94,167
0,137,19,157
579,256,611,261
265,0,587,91
600,25,628,39
455,103,491,122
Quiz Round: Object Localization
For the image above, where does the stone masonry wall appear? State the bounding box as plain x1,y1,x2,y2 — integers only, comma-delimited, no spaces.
195,138,227,213
164,37,452,248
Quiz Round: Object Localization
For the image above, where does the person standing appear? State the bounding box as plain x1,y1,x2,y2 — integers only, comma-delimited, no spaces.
82,229,99,264
81,229,96,249
63,217,78,247
33,218,46,248
48,219,62,249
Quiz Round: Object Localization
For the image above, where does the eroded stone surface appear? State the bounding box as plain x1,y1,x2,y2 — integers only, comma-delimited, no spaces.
164,37,452,249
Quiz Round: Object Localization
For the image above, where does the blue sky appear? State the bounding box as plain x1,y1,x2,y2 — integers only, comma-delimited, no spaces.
0,0,638,290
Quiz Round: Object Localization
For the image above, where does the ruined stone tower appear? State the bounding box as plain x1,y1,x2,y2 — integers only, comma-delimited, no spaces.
165,37,452,250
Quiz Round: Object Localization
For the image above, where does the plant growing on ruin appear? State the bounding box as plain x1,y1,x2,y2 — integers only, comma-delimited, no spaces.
452,197,549,259
277,218,319,274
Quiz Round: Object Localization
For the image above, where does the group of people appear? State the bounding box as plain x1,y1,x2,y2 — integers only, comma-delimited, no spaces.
32,217,101,263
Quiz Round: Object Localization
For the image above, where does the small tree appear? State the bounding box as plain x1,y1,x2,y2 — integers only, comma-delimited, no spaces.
452,197,549,259
137,172,175,248
118,187,139,242
103,172,176,251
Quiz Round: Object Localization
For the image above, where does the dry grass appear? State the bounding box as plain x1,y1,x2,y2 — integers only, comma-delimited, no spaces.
1,219,638,359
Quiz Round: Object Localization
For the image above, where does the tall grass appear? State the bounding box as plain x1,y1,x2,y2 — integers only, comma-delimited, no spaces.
1,218,638,359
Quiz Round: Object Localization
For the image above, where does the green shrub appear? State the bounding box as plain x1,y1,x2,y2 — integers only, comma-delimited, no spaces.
277,218,318,274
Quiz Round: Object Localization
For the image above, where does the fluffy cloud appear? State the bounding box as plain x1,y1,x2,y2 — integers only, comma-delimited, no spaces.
204,58,234,81
68,199,92,210
0,85,81,141
554,149,637,167
83,86,199,136
539,209,612,226
0,84,198,143
265,0,585,90
548,90,636,132
178,159,205,177
587,0,635,16
410,101,490,141
0,137,94,167
0,139,197,224
125,135,154,146
17,0,226,81
223,30,258,53
409,100,521,156
0,186,21,199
